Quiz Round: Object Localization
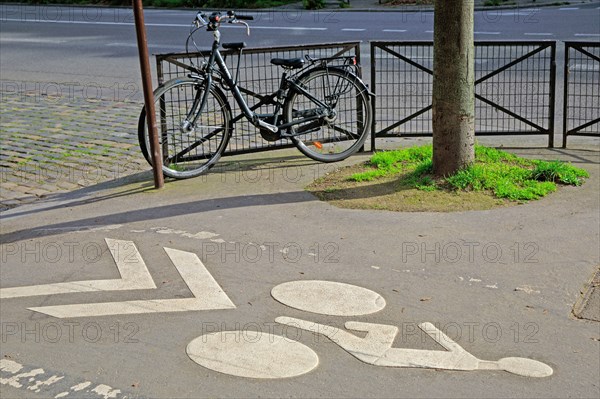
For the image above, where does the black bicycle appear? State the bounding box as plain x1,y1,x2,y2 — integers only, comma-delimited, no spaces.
139,10,373,179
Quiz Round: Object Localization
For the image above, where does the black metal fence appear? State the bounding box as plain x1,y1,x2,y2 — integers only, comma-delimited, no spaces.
370,41,556,149
563,42,600,147
153,40,597,157
156,41,361,156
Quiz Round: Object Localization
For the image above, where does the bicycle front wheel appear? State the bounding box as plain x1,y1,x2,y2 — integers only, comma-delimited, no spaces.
138,77,232,179
284,67,371,163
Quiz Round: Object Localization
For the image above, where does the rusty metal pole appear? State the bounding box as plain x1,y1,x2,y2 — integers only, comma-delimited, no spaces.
133,0,164,189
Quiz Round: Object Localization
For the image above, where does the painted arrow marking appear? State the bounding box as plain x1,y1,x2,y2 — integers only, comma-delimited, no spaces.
0,239,156,299
29,247,236,318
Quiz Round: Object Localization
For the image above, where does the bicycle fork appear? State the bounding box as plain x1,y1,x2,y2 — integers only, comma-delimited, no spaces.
180,74,213,134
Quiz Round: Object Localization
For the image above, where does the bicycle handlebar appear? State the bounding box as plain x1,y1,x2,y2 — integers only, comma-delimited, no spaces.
195,11,253,26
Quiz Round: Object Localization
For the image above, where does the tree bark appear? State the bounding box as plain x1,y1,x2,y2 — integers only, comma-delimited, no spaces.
432,0,475,177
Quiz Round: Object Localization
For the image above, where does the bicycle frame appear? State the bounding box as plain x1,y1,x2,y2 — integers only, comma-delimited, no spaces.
183,29,356,138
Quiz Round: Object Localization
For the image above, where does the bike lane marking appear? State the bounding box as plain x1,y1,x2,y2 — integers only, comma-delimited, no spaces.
271,280,386,316
187,332,319,379
28,247,235,318
0,239,156,299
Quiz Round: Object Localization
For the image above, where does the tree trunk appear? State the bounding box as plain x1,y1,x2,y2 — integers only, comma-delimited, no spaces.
432,0,475,177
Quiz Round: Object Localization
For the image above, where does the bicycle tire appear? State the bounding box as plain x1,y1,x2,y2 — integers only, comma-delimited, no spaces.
138,77,232,179
284,67,371,163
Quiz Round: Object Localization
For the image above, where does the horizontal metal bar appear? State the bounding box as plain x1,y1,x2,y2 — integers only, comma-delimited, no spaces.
564,132,600,138
160,41,362,61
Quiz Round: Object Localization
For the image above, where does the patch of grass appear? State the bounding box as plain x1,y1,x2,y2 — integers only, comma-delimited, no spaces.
308,145,589,212
349,144,432,181
530,160,589,186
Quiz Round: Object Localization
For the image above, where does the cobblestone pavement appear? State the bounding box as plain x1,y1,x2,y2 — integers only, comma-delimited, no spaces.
0,84,147,211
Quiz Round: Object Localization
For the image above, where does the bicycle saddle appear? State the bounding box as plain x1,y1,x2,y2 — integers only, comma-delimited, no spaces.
222,42,246,50
270,58,305,69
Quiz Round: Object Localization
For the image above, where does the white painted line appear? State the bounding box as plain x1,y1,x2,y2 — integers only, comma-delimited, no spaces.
271,280,386,316
341,28,366,32
0,18,326,31
496,9,539,16
383,29,408,33
575,33,600,37
29,247,235,318
0,38,68,44
164,247,234,306
570,64,600,72
252,26,327,31
187,332,319,379
276,317,553,378
475,31,501,35
425,30,434,33
559,7,579,10
0,239,156,299
524,33,553,36
0,18,183,27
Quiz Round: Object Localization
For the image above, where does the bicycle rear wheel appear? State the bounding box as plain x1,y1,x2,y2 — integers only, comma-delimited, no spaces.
284,67,371,163
138,77,232,179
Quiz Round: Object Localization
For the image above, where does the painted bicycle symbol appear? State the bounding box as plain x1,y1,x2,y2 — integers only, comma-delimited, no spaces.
186,280,553,379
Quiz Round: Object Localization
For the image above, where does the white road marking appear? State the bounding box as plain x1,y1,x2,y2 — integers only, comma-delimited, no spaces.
187,332,319,379
475,31,501,35
495,9,539,16
0,365,45,388
570,64,600,71
251,26,327,31
91,384,121,399
29,247,235,318
0,38,69,43
151,227,219,240
342,28,366,32
35,225,122,233
28,375,64,393
559,7,579,10
276,317,553,378
575,33,600,37
0,18,326,31
383,29,408,33
271,280,386,316
0,360,23,374
105,43,170,49
1,359,126,398
524,33,553,36
0,239,156,299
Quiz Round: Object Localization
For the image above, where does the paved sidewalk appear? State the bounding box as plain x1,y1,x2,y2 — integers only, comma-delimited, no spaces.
0,87,146,211
0,141,598,398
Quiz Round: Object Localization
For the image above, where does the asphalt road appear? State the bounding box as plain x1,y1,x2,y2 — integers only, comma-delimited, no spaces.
1,3,599,90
